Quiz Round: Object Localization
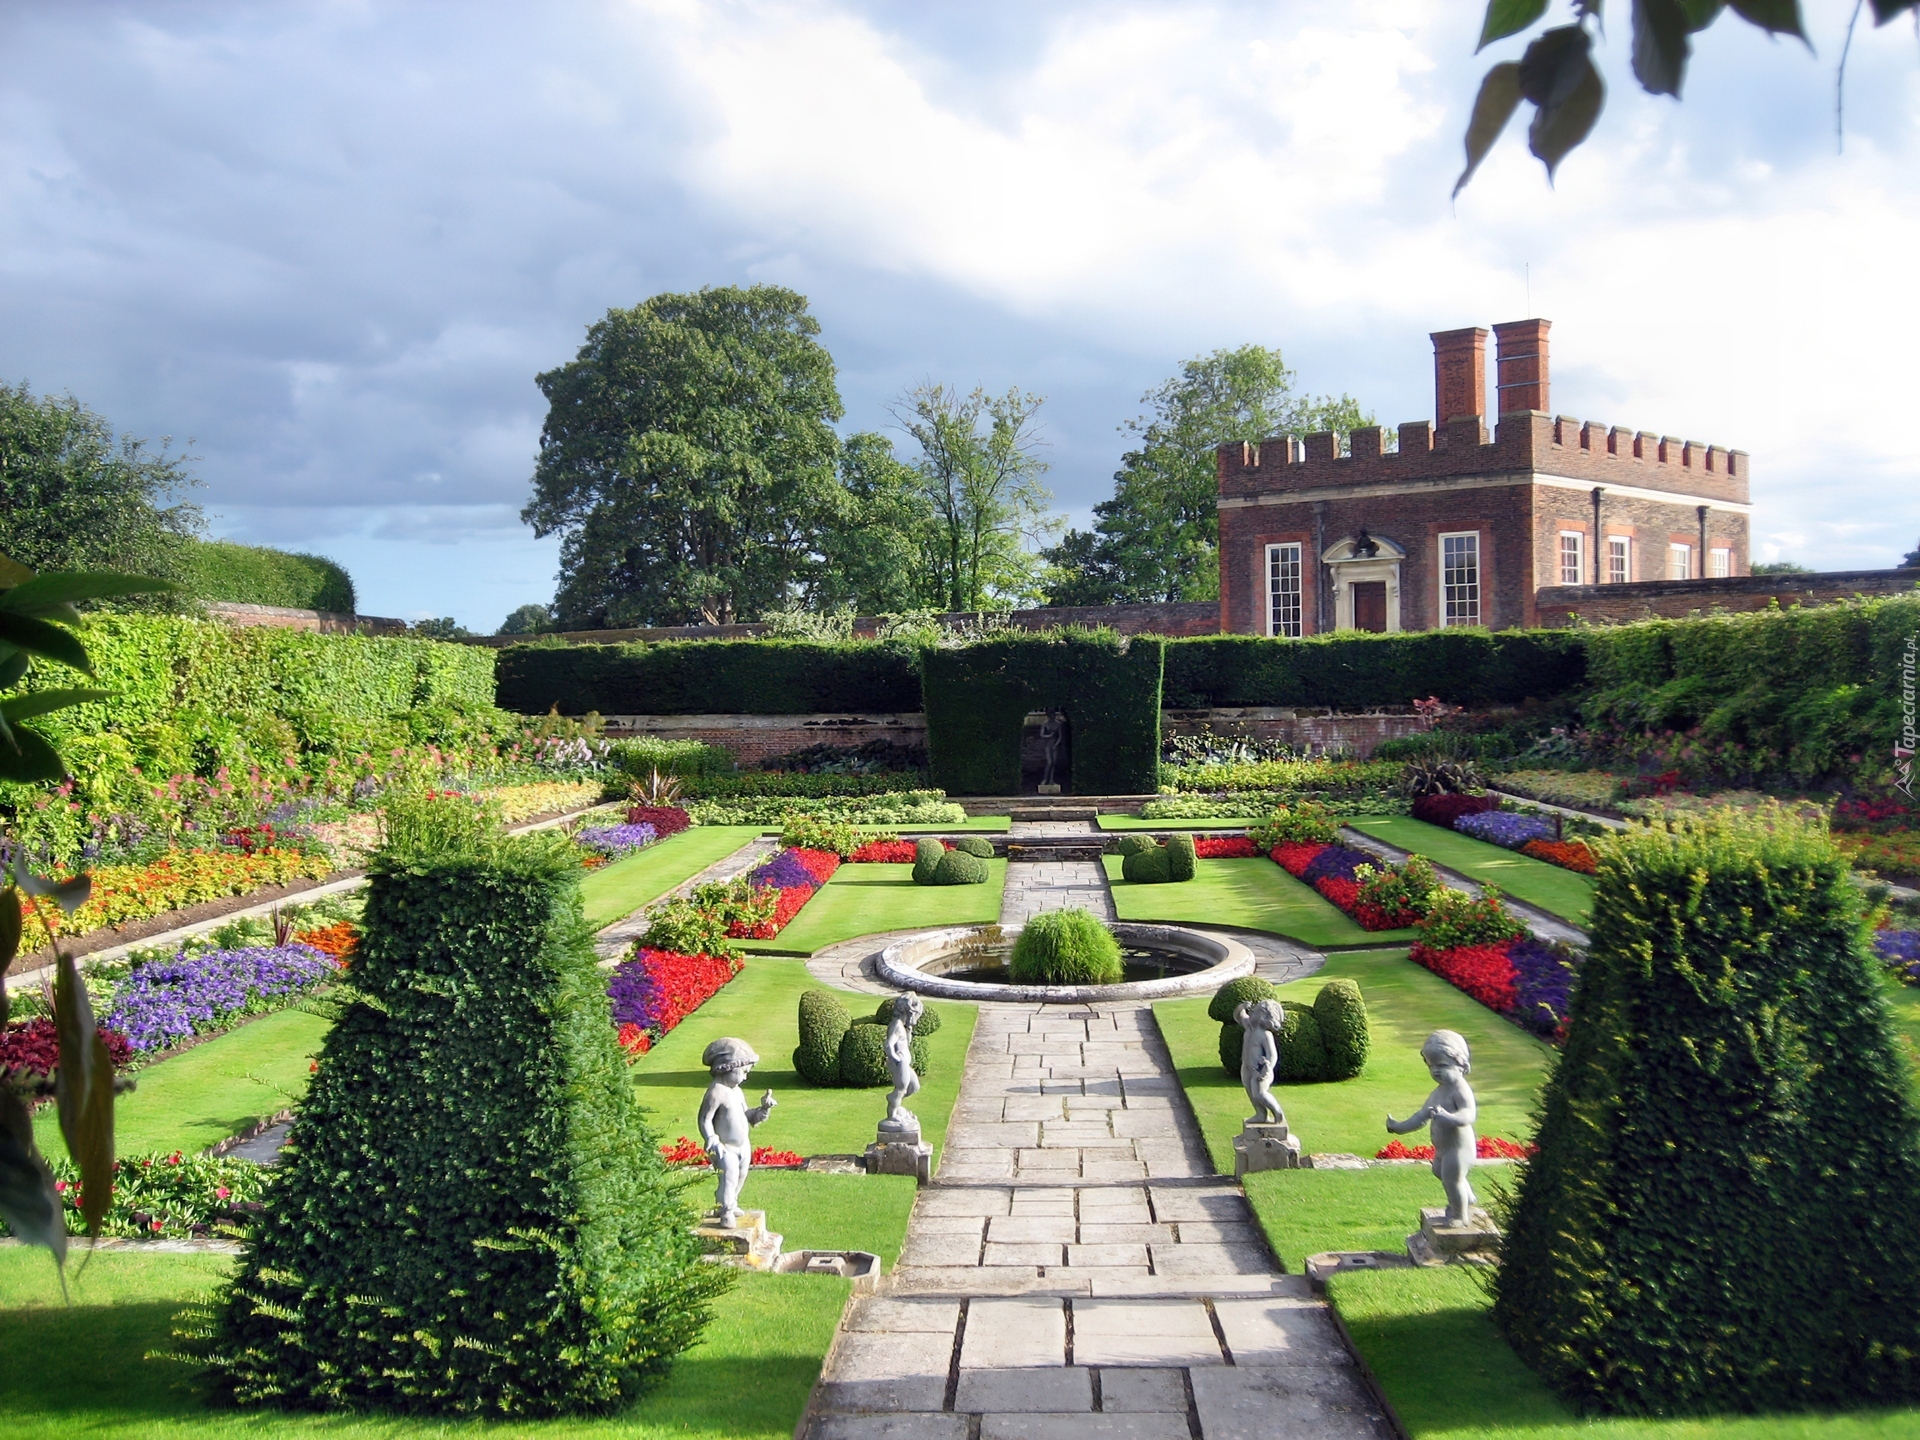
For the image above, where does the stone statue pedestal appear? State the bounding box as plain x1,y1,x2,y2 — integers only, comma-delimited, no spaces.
694,1208,784,1270
866,1117,933,1184
1406,1206,1502,1267
1232,1120,1303,1177
1036,783,1062,795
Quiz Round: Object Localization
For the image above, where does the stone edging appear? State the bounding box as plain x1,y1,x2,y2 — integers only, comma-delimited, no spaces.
876,922,1254,1003
1325,1293,1416,1440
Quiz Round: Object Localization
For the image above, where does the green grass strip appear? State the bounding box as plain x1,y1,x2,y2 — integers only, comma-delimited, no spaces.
736,860,1008,956
581,824,762,929
628,956,976,1163
0,1250,850,1439
1154,945,1553,1170
1097,816,1252,830
1103,855,1418,948
32,1006,332,1159
1346,816,1596,925
1328,1265,1920,1437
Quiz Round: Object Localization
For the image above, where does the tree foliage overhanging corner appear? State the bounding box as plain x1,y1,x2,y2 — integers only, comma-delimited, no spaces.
523,286,845,629
1455,0,1918,196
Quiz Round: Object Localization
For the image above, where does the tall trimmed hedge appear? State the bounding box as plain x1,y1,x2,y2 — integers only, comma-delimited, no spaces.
921,632,1164,795
1161,629,1586,709
187,539,356,613
1491,813,1920,1415
206,831,725,1414
495,638,920,716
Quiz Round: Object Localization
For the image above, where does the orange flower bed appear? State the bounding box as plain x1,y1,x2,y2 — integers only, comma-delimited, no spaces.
1519,838,1598,874
25,847,337,949
295,922,361,970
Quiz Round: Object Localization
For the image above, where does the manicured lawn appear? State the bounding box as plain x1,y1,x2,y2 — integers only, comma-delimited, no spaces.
737,860,1008,956
32,1007,332,1159
628,956,976,1162
1154,946,1554,1166
0,1249,849,1440
1883,976,1920,1086
1244,1165,1451,1272
581,825,762,929
711,1168,918,1269
1103,855,1417,948
1098,816,1254,830
1329,1265,1920,1438
1346,816,1596,925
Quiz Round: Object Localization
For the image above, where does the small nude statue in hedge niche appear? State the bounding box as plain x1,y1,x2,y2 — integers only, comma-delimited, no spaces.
1234,997,1287,1126
1386,1029,1478,1224
697,1037,776,1228
881,993,925,1133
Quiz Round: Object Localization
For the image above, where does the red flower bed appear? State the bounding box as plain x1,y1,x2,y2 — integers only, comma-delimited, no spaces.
729,885,815,938
1195,836,1258,858
1271,841,1323,877
659,1135,804,1168
1376,1136,1537,1161
1519,838,1597,874
1265,841,1412,931
1410,940,1518,1013
1356,899,1422,930
1316,876,1360,912
608,947,744,1046
1,1017,133,1077
791,848,841,884
1411,793,1498,827
851,839,918,863
626,805,692,838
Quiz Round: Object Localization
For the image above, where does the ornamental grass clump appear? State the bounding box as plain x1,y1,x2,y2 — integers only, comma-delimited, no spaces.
1010,908,1123,985
199,799,726,1416
1492,811,1920,1416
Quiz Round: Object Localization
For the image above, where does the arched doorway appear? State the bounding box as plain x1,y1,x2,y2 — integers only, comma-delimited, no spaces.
1321,532,1405,633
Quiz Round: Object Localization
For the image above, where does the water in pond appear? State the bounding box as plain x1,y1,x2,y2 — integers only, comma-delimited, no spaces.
938,941,1201,986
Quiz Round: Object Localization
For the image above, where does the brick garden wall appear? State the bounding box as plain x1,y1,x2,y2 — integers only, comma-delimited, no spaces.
1534,569,1920,626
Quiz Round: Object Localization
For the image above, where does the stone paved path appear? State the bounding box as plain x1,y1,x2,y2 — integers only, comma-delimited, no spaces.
801,822,1392,1439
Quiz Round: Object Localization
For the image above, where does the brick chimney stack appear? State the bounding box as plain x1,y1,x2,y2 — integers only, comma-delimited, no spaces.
1430,326,1489,428
1493,318,1551,414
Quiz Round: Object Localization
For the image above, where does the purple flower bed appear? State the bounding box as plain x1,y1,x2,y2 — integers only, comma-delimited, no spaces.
1455,810,1557,850
576,822,658,859
104,945,335,1053
1509,937,1583,1036
1876,929,1920,984
1300,845,1376,885
748,848,820,891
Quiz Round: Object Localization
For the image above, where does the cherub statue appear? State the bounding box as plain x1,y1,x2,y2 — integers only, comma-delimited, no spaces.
1386,1029,1478,1224
883,993,924,1129
697,1037,776,1227
1233,997,1287,1126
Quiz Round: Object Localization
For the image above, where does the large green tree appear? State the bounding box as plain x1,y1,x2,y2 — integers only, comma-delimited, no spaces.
0,383,202,589
1045,346,1368,605
890,383,1056,613
806,431,946,614
523,286,844,627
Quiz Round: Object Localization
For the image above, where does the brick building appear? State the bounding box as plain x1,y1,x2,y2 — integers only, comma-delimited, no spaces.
1215,320,1752,635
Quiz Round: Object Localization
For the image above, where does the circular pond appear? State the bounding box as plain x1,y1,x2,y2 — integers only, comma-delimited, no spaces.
876,922,1253,1003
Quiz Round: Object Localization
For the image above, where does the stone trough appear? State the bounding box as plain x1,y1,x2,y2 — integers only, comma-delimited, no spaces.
875,921,1254,1003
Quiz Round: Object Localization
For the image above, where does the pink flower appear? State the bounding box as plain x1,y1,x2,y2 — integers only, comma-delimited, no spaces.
215,1186,231,1200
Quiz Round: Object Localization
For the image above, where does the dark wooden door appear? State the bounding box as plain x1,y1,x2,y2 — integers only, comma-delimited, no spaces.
1352,581,1387,632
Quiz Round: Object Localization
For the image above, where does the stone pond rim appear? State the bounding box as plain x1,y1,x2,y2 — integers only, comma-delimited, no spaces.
875,922,1254,1003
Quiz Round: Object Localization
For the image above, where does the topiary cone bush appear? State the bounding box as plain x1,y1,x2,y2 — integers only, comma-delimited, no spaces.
1009,908,1123,984
793,989,851,1084
1165,832,1196,882
201,827,727,1415
1312,979,1369,1080
838,1018,932,1086
1491,812,1920,1416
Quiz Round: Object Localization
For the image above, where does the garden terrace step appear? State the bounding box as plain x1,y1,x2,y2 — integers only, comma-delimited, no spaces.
958,796,1156,817
1008,805,1101,824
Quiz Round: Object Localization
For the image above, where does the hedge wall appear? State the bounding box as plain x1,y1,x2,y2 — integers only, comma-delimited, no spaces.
206,832,725,1413
922,632,1163,795
1160,629,1587,709
186,539,356,613
495,638,920,716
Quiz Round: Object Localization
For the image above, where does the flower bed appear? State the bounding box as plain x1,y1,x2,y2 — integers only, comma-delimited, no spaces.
294,921,361,966
626,804,693,838
1454,810,1556,849
487,779,605,823
850,839,918,863
1376,1136,1536,1161
1193,836,1258,858
1490,770,1623,811
103,944,337,1054
24,846,338,950
1269,841,1429,932
1,1016,133,1076
1410,793,1497,827
575,822,658,861
725,847,840,939
608,946,744,1057
1,1152,273,1241
1408,932,1583,1041
659,1135,803,1168
1410,941,1519,1013
1519,838,1598,874
1837,831,1920,882
1876,929,1920,985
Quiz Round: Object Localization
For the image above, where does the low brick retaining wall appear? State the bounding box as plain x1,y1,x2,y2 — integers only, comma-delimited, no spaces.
1534,568,1919,626
600,707,1433,766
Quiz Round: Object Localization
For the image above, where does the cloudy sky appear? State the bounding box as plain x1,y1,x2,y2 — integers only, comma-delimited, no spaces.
2,0,1916,628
